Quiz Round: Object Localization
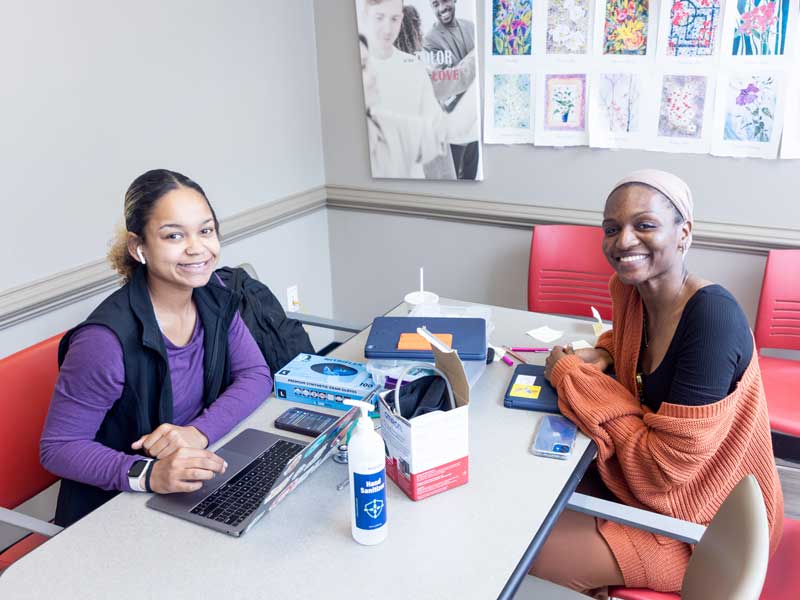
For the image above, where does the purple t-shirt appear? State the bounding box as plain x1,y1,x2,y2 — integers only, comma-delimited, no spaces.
40,312,272,492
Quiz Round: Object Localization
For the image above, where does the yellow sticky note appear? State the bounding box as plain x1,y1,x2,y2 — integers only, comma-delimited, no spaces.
511,383,541,399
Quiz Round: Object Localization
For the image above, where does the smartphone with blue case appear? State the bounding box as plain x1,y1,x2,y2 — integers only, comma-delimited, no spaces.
530,415,577,460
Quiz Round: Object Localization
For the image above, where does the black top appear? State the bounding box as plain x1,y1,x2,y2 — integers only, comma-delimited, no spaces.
640,285,753,413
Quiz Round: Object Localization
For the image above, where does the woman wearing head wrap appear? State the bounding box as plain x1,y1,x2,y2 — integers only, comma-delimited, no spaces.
531,170,783,596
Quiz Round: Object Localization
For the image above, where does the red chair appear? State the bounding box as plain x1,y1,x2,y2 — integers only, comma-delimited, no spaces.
754,249,800,459
0,333,64,571
607,516,799,600
528,225,614,320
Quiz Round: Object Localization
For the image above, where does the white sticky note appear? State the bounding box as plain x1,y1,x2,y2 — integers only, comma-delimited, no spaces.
570,340,593,350
488,343,506,361
590,306,605,337
527,326,564,344
515,375,537,386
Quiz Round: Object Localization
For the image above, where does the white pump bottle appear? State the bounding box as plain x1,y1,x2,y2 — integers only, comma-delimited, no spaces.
343,400,388,545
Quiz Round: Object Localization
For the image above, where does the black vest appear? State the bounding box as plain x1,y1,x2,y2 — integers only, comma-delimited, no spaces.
54,268,238,526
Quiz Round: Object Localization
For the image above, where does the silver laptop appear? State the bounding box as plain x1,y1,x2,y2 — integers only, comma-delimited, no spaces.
147,407,359,537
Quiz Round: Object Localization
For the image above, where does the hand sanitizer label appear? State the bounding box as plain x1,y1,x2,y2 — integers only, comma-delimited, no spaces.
353,470,387,530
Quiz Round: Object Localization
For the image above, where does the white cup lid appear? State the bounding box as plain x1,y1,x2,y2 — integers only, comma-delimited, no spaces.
404,291,439,305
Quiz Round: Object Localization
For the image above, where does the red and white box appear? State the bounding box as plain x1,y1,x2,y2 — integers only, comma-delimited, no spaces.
377,344,470,501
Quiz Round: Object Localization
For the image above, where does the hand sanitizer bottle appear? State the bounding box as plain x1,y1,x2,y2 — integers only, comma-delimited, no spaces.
343,400,388,545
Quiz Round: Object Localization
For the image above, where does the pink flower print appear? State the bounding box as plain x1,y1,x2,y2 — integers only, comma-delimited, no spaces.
736,83,760,106
738,11,755,35
698,19,713,45
757,3,777,30
739,2,778,36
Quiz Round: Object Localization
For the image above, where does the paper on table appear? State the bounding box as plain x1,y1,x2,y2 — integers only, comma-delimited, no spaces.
527,326,564,343
570,339,593,350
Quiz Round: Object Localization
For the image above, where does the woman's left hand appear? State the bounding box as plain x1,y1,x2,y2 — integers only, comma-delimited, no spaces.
131,424,209,459
543,345,575,382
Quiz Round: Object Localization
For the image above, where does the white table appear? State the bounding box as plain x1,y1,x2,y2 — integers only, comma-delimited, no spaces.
0,300,599,600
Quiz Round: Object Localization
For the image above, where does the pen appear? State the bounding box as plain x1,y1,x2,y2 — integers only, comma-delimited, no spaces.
503,347,529,364
510,347,551,353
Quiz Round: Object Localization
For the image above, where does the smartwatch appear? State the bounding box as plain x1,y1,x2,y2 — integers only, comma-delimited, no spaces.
127,459,153,492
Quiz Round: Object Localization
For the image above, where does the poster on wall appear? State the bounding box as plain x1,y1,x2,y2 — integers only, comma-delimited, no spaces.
719,0,799,63
484,69,536,143
534,71,590,145
546,0,593,56
645,71,717,153
593,0,657,59
588,69,658,148
710,71,787,158
355,0,483,180
780,37,800,158
483,0,536,145
656,0,724,61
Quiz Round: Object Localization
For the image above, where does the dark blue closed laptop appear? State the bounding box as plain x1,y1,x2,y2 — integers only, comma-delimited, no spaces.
364,317,487,361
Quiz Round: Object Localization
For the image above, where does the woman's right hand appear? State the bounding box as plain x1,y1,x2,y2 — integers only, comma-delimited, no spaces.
149,447,227,494
573,347,613,372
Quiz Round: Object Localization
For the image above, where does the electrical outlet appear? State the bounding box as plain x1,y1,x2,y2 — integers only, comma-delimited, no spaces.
286,285,300,313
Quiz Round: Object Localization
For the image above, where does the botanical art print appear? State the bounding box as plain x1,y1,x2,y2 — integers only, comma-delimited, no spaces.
597,73,641,132
545,74,586,130
494,74,532,129
658,75,707,138
732,0,790,56
667,0,722,56
604,0,649,54
547,0,590,54
723,75,777,142
493,0,533,55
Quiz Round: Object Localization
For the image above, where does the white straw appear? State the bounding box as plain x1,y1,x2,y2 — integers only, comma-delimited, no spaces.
419,267,424,295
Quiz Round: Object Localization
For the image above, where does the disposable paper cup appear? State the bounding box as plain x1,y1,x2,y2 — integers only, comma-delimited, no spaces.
403,291,439,313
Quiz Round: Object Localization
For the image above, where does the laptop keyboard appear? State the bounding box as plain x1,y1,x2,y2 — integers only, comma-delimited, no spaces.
190,439,304,528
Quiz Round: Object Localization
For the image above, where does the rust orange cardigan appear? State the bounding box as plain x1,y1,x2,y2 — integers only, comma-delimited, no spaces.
551,275,784,592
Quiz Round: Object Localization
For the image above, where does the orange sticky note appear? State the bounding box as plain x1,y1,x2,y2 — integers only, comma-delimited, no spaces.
397,332,453,351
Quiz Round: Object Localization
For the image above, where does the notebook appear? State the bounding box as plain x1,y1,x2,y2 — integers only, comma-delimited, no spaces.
364,317,487,361
503,364,560,413
146,407,359,537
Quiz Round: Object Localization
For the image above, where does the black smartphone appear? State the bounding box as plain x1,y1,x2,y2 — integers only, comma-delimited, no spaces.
274,407,339,438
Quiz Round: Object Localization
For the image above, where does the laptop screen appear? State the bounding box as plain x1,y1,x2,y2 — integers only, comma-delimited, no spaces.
263,406,360,512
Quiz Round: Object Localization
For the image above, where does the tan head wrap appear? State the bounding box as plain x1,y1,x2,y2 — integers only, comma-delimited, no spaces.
609,169,694,223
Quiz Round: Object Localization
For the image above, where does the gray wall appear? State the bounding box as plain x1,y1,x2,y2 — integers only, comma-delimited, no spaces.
1,0,333,357
0,210,335,358
2,0,326,291
316,0,790,325
328,209,767,327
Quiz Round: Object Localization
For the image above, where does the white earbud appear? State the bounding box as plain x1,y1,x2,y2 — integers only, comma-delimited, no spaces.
136,246,146,265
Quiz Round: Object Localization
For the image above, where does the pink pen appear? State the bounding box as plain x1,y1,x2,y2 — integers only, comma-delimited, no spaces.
500,354,514,366
510,347,551,353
